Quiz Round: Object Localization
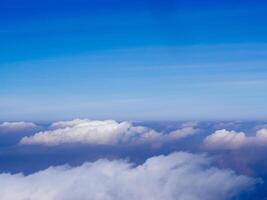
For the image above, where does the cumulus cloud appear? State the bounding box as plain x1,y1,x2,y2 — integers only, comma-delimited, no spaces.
204,128,267,150
20,119,197,146
50,119,90,129
0,152,254,200
0,122,37,132
256,128,267,138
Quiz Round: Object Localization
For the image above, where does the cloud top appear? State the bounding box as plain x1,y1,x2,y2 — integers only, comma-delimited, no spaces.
20,119,196,146
204,128,267,150
50,119,90,129
0,152,254,200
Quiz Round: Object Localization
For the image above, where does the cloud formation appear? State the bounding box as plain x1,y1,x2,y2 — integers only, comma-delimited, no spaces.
0,152,254,200
20,119,196,146
204,128,267,150
0,122,37,133
50,119,90,129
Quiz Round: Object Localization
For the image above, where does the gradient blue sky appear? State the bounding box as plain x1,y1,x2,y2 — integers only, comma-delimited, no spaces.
0,0,267,121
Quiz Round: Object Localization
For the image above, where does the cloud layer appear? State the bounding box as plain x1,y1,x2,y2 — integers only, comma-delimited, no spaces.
20,119,196,146
204,128,267,150
0,122,37,132
0,152,254,200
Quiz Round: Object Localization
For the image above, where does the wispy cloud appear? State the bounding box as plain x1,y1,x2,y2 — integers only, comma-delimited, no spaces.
0,121,37,133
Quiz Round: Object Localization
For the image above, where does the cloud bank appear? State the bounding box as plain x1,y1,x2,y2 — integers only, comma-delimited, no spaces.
204,128,267,150
0,152,254,200
20,119,196,146
0,122,37,132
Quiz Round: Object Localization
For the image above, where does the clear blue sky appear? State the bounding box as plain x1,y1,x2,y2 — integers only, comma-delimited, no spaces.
0,0,267,121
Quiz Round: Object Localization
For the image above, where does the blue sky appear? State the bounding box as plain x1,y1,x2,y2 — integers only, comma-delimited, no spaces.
0,0,267,121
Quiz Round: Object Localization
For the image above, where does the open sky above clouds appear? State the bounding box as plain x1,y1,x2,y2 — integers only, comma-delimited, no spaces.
1,0,267,121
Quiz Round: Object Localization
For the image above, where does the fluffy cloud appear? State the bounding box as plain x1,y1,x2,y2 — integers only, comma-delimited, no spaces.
204,129,246,150
20,119,197,146
0,152,254,200
204,128,267,150
50,119,90,129
256,128,267,138
0,122,37,132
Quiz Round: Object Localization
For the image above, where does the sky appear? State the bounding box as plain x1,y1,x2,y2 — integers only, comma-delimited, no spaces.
1,0,267,121
2,2,267,199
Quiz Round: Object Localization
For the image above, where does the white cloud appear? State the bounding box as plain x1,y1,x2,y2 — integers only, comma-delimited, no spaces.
20,119,197,146
50,119,90,129
204,129,246,150
204,128,267,150
168,127,196,140
0,122,37,132
256,128,267,138
0,152,254,200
